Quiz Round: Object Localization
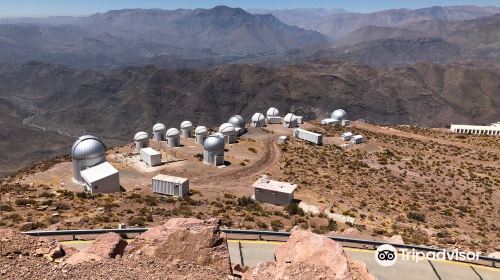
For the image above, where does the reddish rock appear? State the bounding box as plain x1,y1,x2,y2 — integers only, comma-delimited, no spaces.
61,245,79,257
66,233,126,265
247,230,376,280
126,218,231,275
44,244,64,261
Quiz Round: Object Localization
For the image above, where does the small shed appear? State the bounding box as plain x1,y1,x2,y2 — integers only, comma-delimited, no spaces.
321,118,340,125
152,174,189,198
340,132,353,141
80,162,120,194
351,135,364,144
252,176,296,206
140,147,162,167
277,136,288,144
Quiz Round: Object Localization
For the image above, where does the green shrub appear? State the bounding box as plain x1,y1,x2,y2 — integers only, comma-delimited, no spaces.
0,204,13,211
270,219,284,231
407,211,426,222
284,203,305,216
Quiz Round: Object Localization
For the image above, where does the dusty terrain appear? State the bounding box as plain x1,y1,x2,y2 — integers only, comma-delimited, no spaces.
0,121,498,254
1,60,499,177
0,218,375,280
272,122,499,252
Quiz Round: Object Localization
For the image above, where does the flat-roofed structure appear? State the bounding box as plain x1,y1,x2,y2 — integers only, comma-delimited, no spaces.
80,162,120,193
340,132,353,141
139,147,162,167
321,118,340,125
293,128,322,145
450,122,500,136
351,135,364,144
252,176,296,206
151,174,189,198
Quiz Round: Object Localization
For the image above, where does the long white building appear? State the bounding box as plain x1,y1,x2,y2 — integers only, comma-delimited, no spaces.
450,122,500,136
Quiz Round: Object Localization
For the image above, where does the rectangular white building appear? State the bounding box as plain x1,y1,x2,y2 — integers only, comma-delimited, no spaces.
80,162,120,193
351,135,364,144
340,132,353,141
140,147,162,167
151,174,189,198
293,128,323,145
252,177,296,206
277,136,288,144
450,122,500,136
321,118,339,125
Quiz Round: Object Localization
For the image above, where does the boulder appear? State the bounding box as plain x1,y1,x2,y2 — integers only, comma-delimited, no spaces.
44,244,64,261
126,218,231,275
66,233,126,265
247,230,376,280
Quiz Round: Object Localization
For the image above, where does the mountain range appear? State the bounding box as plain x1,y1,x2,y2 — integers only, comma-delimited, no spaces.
1,5,500,176
1,5,500,69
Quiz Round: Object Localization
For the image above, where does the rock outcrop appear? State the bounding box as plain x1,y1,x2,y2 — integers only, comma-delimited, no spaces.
247,230,376,280
66,232,127,265
126,217,232,275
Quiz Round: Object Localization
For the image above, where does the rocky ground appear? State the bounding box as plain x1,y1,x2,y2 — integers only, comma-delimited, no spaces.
0,218,375,280
274,123,499,253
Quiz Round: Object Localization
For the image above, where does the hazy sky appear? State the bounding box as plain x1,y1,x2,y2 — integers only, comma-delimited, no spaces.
1,0,499,17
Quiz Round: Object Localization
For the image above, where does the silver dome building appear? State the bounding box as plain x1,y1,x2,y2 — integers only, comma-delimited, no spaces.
228,115,246,136
266,107,281,124
284,113,298,128
180,121,193,138
152,123,166,141
72,135,107,182
251,113,266,127
194,126,208,144
166,128,181,147
134,131,149,153
219,123,237,144
331,109,347,121
203,135,224,166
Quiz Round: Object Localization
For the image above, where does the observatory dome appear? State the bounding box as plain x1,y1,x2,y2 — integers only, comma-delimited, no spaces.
195,126,208,135
180,121,193,129
219,123,236,134
153,123,166,133
252,113,265,122
134,131,149,142
284,113,297,123
228,115,245,128
266,107,279,117
203,135,225,151
71,135,106,160
331,109,347,121
166,128,180,137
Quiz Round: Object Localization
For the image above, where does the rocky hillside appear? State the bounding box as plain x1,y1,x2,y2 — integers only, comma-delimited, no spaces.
0,218,375,280
0,60,498,176
257,6,500,40
0,6,328,68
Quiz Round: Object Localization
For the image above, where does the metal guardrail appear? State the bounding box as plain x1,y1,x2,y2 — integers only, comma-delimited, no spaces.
22,228,499,268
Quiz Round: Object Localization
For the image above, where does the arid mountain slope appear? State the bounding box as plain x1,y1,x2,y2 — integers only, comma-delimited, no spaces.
0,60,498,176
0,6,328,69
257,6,500,40
13,61,499,137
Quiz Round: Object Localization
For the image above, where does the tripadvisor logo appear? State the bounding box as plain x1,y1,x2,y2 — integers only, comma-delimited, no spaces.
375,244,481,267
375,244,397,267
